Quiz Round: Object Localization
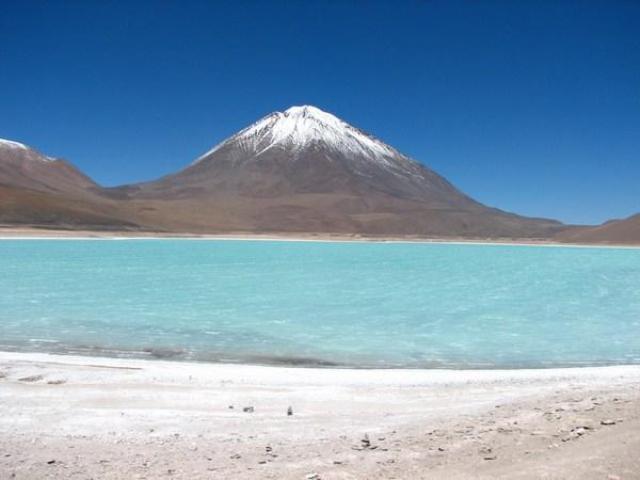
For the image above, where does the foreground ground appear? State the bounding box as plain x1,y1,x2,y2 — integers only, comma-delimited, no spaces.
0,352,639,479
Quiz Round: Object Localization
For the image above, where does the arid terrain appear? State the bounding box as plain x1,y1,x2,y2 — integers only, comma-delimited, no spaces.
557,214,640,245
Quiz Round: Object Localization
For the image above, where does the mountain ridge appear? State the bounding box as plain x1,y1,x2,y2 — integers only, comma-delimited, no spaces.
0,138,141,229
556,214,640,245
3,106,631,242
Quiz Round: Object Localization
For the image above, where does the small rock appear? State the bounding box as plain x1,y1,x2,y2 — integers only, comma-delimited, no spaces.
243,406,254,413
265,445,277,458
305,473,321,480
352,433,379,451
287,406,293,416
601,419,616,426
47,379,67,385
228,405,234,410
47,460,56,465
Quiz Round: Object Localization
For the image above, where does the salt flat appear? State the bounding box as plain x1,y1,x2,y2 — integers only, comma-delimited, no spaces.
1,352,639,479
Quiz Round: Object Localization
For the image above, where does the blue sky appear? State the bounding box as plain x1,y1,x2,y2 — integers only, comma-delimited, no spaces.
1,0,638,225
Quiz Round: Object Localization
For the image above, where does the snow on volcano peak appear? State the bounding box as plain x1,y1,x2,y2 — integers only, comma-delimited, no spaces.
194,105,404,167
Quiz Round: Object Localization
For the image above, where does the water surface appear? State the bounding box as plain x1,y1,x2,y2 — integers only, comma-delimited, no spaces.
1,239,639,368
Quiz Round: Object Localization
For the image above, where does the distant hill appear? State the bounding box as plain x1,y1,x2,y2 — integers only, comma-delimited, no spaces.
0,138,97,195
557,214,640,245
0,139,139,230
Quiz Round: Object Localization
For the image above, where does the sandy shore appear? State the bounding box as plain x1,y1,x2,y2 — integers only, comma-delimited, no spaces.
1,352,639,479
2,226,639,248
0,226,557,244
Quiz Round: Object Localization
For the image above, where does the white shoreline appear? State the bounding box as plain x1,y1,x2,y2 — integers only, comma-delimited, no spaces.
3,350,640,479
3,351,639,387
0,234,639,250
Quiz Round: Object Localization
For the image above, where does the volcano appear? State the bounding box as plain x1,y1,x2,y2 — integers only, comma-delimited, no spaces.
116,105,563,237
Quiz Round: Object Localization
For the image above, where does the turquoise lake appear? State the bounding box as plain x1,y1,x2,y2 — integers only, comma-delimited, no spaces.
1,239,639,368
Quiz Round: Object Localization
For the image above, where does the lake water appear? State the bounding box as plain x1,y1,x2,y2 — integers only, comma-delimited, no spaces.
1,239,639,368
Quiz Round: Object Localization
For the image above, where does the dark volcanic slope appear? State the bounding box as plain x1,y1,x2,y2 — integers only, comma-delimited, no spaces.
0,139,140,229
119,106,563,238
557,214,640,245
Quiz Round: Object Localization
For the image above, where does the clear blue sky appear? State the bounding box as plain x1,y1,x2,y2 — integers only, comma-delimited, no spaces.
1,1,638,225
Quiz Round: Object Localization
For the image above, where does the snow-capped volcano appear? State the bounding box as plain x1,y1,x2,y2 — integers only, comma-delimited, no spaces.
117,105,562,237
192,105,433,184
130,105,464,203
